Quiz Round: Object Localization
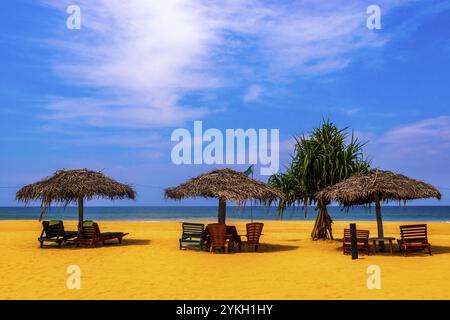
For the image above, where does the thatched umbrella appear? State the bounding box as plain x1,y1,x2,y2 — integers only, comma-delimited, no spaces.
165,168,284,223
16,169,136,227
316,169,441,242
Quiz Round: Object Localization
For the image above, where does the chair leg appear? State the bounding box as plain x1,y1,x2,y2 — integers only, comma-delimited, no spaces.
255,245,258,252
58,241,62,248
428,245,432,255
118,236,122,244
397,241,404,255
210,245,214,253
39,241,43,248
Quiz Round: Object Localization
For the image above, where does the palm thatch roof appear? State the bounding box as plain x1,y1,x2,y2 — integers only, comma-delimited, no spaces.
16,169,136,207
316,169,441,206
165,168,284,205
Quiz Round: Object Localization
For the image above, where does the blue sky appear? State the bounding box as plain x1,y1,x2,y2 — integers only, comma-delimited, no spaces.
1,0,450,206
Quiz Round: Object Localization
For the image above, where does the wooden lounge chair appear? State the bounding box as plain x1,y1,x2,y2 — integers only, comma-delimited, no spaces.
179,222,205,250
38,220,78,248
241,222,264,252
397,224,432,256
343,229,370,255
208,223,231,253
75,221,129,247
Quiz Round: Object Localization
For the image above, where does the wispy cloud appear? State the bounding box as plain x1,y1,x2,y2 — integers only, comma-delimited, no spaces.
355,116,450,164
378,116,450,155
338,107,361,116
356,116,450,197
41,0,410,129
243,85,263,102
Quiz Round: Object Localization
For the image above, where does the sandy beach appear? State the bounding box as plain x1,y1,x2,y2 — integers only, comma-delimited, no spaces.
0,220,449,300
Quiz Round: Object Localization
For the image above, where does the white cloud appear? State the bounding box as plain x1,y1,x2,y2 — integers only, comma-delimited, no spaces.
278,116,450,167
338,107,361,116
353,116,450,183
44,96,208,128
357,116,450,201
243,85,263,102
371,116,450,157
41,0,410,129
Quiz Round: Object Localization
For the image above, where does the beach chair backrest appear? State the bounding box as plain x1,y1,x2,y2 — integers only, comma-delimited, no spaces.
80,222,101,239
343,229,369,242
42,220,63,238
182,222,204,238
400,224,428,243
208,223,227,246
246,222,264,244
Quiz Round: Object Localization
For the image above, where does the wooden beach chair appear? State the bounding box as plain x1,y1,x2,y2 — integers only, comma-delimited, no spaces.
38,220,78,248
397,224,432,256
343,229,370,255
75,221,129,247
179,222,205,250
241,222,264,252
208,223,231,253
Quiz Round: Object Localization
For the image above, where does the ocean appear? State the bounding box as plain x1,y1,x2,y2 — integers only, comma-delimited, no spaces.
0,206,449,222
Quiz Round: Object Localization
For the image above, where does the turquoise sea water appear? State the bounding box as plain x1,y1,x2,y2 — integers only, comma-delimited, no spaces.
0,206,449,222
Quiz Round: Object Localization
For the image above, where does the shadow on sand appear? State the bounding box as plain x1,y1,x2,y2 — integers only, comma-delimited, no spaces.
332,241,450,256
191,243,300,254
232,243,299,253
39,239,151,250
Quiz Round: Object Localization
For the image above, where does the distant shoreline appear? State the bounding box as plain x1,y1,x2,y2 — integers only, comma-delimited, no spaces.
0,205,448,208
1,206,449,222
1,218,449,223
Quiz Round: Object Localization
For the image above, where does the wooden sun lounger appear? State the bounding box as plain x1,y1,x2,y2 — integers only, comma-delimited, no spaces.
398,224,432,256
179,222,205,250
343,229,370,255
75,222,129,247
38,220,78,248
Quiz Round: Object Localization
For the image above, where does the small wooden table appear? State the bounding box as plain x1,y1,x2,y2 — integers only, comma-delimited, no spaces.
370,237,396,255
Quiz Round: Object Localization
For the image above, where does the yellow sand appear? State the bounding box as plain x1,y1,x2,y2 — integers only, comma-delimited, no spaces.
0,220,449,300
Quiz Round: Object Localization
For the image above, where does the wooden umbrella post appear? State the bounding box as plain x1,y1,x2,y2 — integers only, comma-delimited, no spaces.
78,197,84,230
375,194,385,251
218,198,226,224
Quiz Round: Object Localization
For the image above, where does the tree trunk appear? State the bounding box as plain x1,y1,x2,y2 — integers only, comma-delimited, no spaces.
218,198,226,224
78,197,84,231
311,201,333,240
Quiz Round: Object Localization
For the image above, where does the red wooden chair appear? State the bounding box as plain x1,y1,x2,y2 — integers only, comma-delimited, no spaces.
397,224,432,256
208,223,231,253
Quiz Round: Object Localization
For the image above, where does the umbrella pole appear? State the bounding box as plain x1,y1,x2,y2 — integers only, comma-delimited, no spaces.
218,198,226,224
78,197,84,231
375,195,385,251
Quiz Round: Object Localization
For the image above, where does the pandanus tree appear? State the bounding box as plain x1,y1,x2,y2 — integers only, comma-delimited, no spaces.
269,120,370,240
